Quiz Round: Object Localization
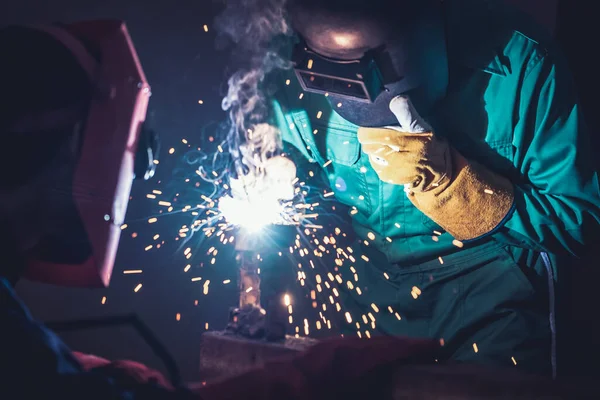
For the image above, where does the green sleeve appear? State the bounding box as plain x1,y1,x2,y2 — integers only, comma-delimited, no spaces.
271,98,315,163
496,51,600,257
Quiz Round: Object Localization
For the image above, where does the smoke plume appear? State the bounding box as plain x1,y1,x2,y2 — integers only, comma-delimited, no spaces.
214,0,293,178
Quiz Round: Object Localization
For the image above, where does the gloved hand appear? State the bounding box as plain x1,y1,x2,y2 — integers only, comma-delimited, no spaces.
358,96,515,241
358,96,452,191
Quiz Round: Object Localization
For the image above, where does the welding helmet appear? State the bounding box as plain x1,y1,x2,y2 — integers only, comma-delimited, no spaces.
0,20,156,287
288,0,449,126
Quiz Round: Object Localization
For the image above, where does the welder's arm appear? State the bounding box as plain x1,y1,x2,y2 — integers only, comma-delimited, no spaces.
272,99,331,189
272,99,315,164
0,278,195,400
359,53,600,257
487,53,600,256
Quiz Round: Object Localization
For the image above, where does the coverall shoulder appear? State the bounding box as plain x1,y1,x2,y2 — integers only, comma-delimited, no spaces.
270,2,600,377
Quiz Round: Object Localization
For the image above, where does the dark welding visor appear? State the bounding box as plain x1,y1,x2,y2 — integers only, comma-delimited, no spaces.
291,38,399,103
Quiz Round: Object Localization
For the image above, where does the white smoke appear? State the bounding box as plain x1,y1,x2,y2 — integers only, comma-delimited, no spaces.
214,0,300,230
214,0,293,178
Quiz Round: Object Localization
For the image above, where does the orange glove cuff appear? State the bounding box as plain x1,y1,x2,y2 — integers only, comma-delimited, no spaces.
408,148,515,241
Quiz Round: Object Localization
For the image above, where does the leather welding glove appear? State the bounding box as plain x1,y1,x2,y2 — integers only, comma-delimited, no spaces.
357,96,514,241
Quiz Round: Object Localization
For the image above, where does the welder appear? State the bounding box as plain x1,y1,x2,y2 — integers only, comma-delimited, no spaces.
271,0,600,378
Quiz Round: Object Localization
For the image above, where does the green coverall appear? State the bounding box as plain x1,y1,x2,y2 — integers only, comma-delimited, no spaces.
271,2,600,377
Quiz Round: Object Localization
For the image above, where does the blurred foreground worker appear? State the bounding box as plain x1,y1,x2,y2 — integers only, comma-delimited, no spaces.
0,20,443,400
0,20,192,399
271,0,600,378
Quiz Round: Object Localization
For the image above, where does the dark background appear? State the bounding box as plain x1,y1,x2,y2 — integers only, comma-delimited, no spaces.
1,0,596,384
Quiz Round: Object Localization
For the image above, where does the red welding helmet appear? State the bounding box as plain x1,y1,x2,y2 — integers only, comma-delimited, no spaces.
0,20,155,287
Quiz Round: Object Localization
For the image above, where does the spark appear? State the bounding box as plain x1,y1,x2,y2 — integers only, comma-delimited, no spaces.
137,126,374,341
134,283,142,292
218,165,302,231
345,312,352,323
473,343,479,353
123,270,142,274
101,296,107,305
411,286,422,299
